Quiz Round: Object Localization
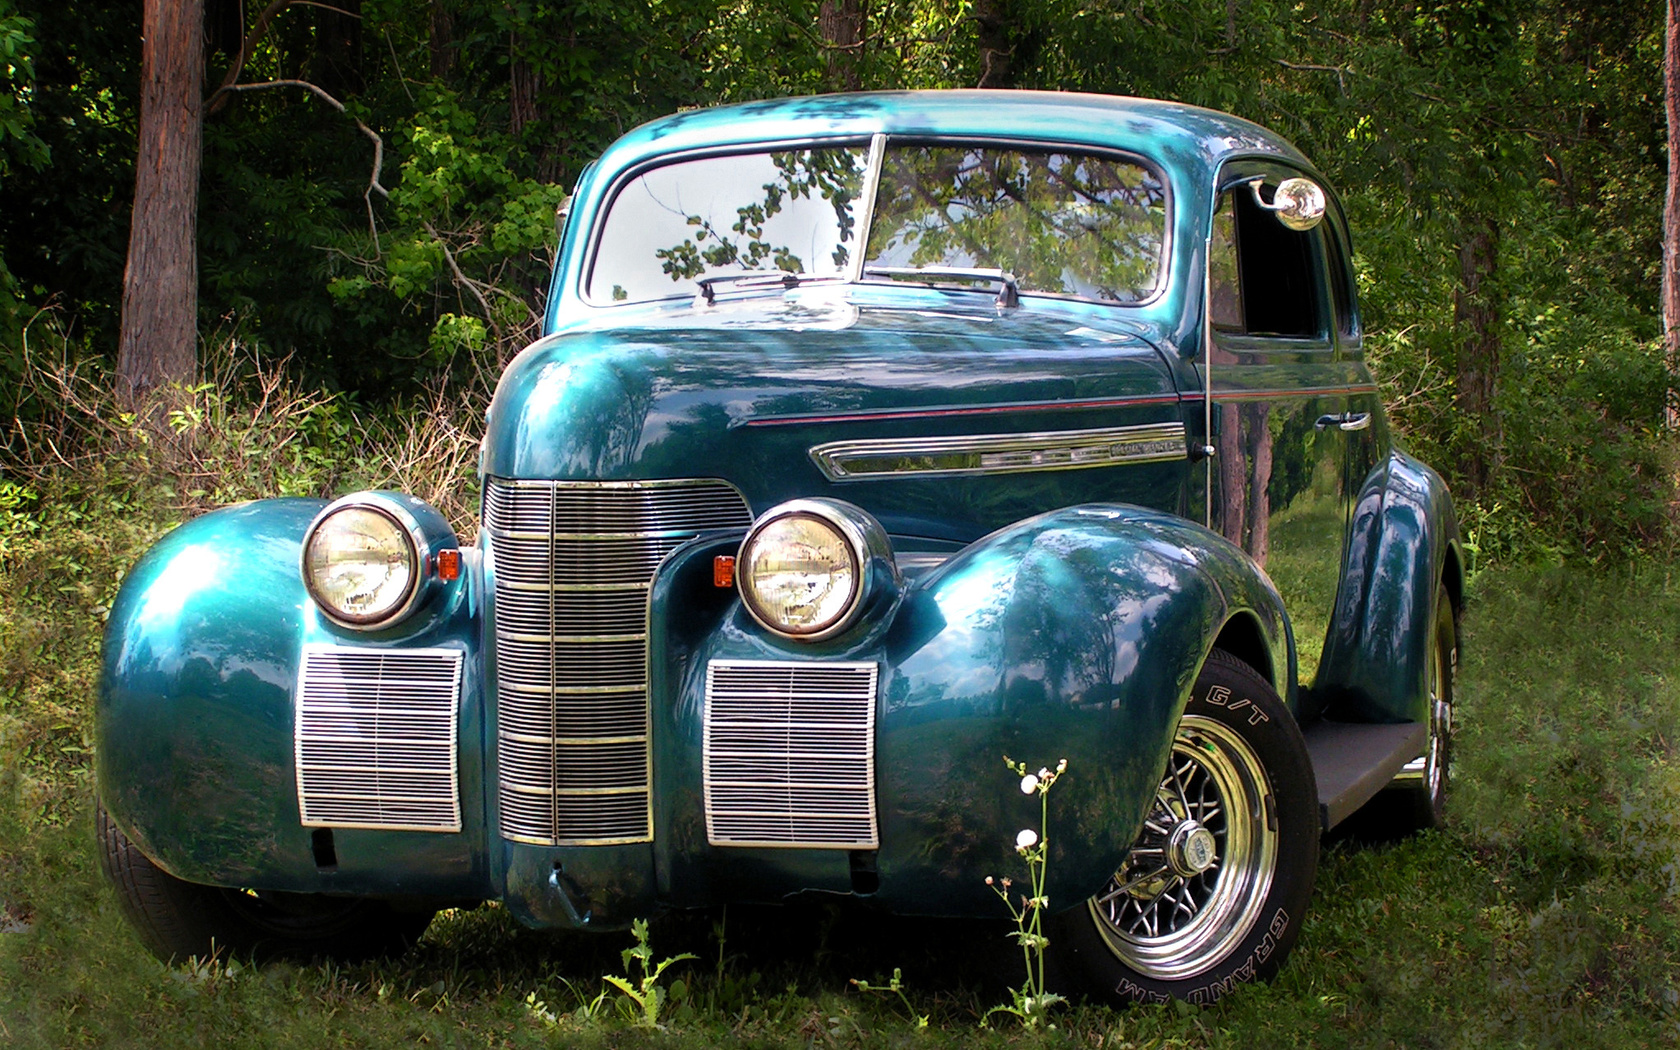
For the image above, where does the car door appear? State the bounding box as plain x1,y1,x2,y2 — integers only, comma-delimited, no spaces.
1203,163,1365,699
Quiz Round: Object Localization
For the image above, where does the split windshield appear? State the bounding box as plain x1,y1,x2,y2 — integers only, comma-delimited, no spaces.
586,141,1168,306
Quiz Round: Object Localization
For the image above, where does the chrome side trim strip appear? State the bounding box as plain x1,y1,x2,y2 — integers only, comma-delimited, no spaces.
809,422,1187,481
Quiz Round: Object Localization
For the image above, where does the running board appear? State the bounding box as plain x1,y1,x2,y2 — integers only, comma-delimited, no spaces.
1302,720,1427,831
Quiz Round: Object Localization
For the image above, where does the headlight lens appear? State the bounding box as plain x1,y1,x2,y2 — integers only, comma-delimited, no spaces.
740,511,859,636
302,505,418,626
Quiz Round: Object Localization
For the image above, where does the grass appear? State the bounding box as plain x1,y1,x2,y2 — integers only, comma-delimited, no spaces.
4,564,1676,1048
2,360,1679,1046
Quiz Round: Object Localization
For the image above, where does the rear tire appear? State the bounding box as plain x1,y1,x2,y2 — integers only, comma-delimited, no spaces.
1053,649,1318,1004
1390,584,1457,830
98,805,433,964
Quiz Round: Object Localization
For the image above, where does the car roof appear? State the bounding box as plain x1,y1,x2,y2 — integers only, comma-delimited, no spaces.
594,90,1313,177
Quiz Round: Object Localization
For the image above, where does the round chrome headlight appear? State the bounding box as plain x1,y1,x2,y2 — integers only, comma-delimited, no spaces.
302,501,420,628
738,499,895,640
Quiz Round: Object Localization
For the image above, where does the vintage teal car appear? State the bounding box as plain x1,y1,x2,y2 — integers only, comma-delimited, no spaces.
97,90,1461,1005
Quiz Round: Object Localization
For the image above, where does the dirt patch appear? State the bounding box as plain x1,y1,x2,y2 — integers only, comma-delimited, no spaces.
0,899,32,934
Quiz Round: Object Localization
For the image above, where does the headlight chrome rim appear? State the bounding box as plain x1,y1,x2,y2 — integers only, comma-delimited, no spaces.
301,495,426,630
737,499,890,641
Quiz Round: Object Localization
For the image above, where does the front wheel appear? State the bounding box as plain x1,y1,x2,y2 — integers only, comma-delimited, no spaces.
1053,649,1319,1004
98,806,434,964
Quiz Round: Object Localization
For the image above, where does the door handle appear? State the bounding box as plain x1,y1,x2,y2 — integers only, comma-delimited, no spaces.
1315,412,1372,432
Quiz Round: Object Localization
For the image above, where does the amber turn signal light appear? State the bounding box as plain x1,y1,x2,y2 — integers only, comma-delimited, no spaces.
435,549,462,581
713,555,736,588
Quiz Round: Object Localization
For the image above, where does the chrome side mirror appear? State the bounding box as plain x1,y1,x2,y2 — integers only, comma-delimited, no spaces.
1249,177,1325,231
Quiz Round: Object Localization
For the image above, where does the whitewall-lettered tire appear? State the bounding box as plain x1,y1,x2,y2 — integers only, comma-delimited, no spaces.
1053,649,1319,1004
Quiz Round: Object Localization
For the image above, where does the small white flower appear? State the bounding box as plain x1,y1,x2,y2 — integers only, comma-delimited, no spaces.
1019,774,1039,794
1016,828,1039,850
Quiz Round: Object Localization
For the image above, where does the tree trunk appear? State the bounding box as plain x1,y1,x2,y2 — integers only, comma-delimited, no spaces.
310,0,362,103
1664,0,1679,427
974,0,1013,88
510,47,539,138
973,0,1039,88
117,0,204,401
1245,403,1272,566
1218,402,1246,549
1453,217,1501,494
429,1,456,79
509,33,559,183
818,0,863,91
205,0,242,57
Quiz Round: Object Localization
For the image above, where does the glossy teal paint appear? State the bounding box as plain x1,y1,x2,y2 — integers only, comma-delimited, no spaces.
97,91,1456,940
1317,451,1461,724
98,497,492,900
486,296,1191,544
635,506,1290,918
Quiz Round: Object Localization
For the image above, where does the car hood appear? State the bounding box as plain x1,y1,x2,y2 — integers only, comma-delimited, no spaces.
482,294,1189,541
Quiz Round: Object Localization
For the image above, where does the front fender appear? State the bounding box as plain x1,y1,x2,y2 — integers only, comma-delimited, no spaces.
652,504,1291,916
876,505,1291,912
97,498,489,899
1318,450,1461,723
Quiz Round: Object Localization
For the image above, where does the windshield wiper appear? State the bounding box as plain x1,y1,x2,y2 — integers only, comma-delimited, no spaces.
693,271,837,306
861,265,1020,308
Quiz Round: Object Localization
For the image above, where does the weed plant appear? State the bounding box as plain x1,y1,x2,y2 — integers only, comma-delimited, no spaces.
2,335,1679,1046
983,757,1068,1029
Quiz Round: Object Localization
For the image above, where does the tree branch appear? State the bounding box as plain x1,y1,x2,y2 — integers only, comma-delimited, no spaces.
207,0,362,115
1275,58,1349,94
289,1,360,16
215,79,387,245
208,0,292,115
423,220,504,351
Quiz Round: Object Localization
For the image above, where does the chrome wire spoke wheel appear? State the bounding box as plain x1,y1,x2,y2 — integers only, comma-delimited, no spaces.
1088,714,1278,980
1389,583,1457,828
1422,622,1452,801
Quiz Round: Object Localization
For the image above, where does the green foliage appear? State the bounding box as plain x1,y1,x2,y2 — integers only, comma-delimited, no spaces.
849,967,929,1029
0,0,136,357
0,0,1672,562
0,0,43,170
0,0,44,378
598,918,699,1029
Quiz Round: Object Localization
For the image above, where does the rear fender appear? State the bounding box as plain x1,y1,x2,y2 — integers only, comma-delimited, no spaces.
1318,451,1461,723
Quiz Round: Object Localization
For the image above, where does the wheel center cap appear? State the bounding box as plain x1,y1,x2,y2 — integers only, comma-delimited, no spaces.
1167,821,1218,877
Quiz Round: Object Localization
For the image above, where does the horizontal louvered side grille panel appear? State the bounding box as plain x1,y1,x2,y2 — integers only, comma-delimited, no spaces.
294,646,462,832
704,660,879,849
487,479,753,845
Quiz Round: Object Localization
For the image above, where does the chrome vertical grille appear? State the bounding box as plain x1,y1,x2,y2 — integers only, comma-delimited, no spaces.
486,479,754,845
703,660,879,848
294,645,463,832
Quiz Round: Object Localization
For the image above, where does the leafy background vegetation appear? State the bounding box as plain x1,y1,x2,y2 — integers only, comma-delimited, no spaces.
2,0,1679,1044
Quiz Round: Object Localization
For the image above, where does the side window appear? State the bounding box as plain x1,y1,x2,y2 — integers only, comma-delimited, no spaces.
1209,196,1243,330
1207,182,1326,339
